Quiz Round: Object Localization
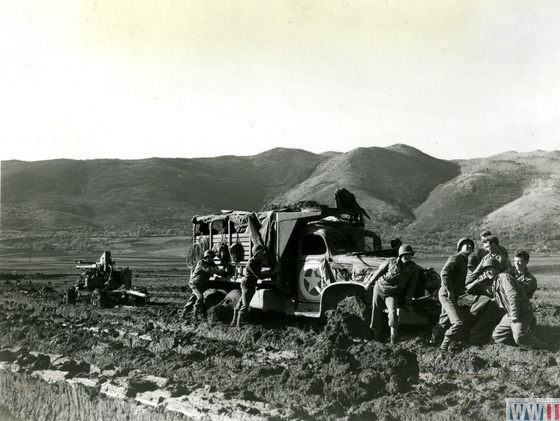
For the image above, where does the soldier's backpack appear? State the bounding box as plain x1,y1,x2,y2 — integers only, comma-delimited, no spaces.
229,233,244,264
213,235,230,265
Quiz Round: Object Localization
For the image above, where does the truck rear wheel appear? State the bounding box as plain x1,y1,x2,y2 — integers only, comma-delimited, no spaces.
221,289,242,308
203,288,227,309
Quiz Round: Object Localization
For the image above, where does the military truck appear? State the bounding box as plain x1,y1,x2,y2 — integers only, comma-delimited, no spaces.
189,206,396,318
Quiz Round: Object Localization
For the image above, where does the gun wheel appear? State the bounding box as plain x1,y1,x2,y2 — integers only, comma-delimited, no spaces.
65,288,76,305
91,288,108,307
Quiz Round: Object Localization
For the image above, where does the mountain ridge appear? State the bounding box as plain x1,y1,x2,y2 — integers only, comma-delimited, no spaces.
2,145,560,251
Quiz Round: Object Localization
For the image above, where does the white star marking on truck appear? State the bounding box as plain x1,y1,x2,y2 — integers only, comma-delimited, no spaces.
303,269,322,296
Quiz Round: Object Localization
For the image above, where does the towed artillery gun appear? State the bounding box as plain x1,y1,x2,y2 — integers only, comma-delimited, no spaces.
65,251,149,307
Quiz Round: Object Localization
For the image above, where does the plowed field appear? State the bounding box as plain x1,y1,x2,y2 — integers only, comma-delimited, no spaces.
0,255,559,420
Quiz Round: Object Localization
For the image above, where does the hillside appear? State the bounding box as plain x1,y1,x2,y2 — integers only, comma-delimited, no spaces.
0,149,327,233
269,144,460,226
1,146,560,251
409,150,560,249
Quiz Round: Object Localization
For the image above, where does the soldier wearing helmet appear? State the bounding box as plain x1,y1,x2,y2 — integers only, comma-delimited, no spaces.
231,244,276,327
463,254,507,345
430,237,474,351
462,236,512,345
483,258,548,350
364,243,419,344
182,249,227,320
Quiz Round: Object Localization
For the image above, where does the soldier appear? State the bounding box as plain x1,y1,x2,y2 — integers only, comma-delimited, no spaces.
477,231,509,262
364,244,419,344
464,264,505,345
467,254,480,274
464,238,512,345
183,250,227,320
430,238,474,351
473,236,511,275
513,249,537,299
388,238,403,257
483,258,548,349
231,245,275,327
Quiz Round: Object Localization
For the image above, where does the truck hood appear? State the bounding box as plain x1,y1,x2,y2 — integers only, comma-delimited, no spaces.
329,254,387,283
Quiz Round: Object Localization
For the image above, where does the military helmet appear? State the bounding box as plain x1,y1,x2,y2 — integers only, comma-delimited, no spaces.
203,249,215,258
468,254,480,268
482,257,501,270
398,244,415,257
457,237,474,252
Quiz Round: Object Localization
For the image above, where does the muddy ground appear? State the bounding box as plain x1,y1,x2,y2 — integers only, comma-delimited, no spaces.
0,264,559,421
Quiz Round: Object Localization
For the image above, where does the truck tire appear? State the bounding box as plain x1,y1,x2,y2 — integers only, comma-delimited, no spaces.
220,289,242,309
65,288,76,305
91,288,108,308
203,288,227,309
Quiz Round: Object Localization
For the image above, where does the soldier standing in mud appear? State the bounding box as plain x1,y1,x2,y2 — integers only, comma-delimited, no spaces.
430,238,474,351
364,244,418,344
483,258,549,350
231,244,275,327
183,250,227,320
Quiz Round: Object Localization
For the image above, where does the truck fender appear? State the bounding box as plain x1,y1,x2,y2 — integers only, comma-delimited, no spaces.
319,282,368,317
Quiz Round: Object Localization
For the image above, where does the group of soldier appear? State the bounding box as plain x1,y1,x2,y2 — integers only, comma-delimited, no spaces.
182,244,272,328
182,230,550,350
366,230,549,351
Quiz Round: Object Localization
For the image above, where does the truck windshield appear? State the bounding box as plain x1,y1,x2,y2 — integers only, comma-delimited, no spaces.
327,231,381,254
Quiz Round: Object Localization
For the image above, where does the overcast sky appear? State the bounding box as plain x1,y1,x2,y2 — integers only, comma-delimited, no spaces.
1,1,558,162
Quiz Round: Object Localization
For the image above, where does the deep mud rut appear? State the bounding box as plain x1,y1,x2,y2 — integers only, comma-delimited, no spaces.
1,271,559,421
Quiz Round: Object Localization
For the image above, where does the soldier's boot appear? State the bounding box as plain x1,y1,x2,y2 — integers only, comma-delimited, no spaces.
230,310,239,327
181,303,193,319
390,327,399,345
192,308,201,321
237,313,247,327
429,333,440,345
532,337,552,351
440,337,451,351
529,316,537,334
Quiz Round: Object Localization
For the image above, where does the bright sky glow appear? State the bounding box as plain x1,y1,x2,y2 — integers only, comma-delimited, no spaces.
1,0,559,161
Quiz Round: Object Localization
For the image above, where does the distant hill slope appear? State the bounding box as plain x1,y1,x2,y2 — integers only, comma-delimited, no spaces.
1,147,560,249
0,148,327,233
269,144,460,225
